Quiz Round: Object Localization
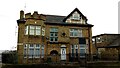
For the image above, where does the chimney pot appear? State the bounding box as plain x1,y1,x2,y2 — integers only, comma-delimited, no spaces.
20,10,24,19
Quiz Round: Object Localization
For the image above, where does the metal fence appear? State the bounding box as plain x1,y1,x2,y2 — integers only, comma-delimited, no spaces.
1,53,120,64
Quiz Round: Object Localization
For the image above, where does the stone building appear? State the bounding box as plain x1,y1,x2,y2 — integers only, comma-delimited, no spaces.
17,8,94,64
92,34,120,60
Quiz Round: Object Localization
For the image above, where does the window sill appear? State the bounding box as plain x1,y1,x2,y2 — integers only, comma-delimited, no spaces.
49,41,58,44
24,35,41,38
69,37,83,39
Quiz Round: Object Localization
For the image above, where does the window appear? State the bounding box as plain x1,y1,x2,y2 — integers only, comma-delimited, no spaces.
24,44,28,58
79,44,86,58
25,25,41,35
25,26,28,35
50,28,58,42
42,27,45,36
41,45,44,58
71,45,78,57
35,44,40,58
29,44,34,58
71,45,74,57
30,26,35,35
71,44,86,58
75,45,78,57
70,28,82,37
97,37,102,43
92,38,95,44
79,38,86,44
23,44,43,58
72,12,80,20
36,26,41,35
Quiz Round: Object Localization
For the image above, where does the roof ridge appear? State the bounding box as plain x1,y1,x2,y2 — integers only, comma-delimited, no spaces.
41,14,66,17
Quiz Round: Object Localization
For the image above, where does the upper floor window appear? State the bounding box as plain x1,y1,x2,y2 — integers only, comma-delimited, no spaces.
25,26,29,35
50,27,58,42
72,12,80,20
42,27,45,36
70,28,82,37
96,37,102,43
92,38,95,44
30,26,41,35
25,25,41,35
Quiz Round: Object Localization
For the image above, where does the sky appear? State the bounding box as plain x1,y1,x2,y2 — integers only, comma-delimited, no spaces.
0,0,119,50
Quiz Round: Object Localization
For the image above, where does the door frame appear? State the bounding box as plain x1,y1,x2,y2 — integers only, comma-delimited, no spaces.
61,45,66,60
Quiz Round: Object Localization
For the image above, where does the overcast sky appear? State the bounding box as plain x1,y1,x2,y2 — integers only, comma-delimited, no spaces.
0,0,119,50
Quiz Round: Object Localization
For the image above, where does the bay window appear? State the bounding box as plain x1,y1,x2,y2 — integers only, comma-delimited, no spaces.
24,44,44,58
36,26,41,35
30,26,35,35
25,26,28,35
35,44,40,58
42,27,45,36
25,25,41,35
29,44,34,58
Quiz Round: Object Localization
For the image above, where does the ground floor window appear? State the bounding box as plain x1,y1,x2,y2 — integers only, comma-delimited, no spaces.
23,44,44,58
70,44,86,58
79,44,86,58
71,45,78,57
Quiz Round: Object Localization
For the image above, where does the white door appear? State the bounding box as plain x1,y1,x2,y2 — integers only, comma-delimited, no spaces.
61,48,66,60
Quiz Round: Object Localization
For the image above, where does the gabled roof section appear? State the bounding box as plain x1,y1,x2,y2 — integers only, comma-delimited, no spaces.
63,8,87,22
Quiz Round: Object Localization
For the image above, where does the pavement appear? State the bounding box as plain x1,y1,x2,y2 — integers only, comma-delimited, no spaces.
0,63,2,68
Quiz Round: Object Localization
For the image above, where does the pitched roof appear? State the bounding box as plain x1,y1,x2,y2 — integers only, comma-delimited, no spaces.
105,36,120,48
44,14,93,27
94,34,120,48
45,15,66,23
92,34,120,38
63,8,87,22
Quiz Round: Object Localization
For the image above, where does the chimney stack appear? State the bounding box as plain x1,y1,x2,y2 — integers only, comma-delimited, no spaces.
20,10,24,19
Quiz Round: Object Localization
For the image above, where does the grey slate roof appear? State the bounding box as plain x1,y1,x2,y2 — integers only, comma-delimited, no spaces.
44,14,93,27
45,15,66,23
105,36,120,48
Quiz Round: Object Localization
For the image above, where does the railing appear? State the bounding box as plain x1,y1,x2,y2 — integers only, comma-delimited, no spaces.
1,53,120,64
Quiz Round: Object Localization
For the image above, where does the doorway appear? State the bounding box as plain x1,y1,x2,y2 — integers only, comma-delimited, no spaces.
61,45,66,60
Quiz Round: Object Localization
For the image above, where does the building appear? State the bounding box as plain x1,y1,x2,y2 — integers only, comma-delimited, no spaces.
92,34,120,60
17,8,94,64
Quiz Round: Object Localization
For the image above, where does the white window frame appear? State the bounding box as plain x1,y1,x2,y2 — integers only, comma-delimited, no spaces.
50,28,58,42
30,26,35,35
23,44,42,59
97,37,102,43
70,28,82,37
42,27,45,36
35,44,40,58
24,44,28,58
25,26,29,35
79,44,86,58
41,45,44,58
28,44,34,58
72,12,80,20
35,26,41,35
25,25,41,35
